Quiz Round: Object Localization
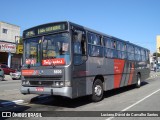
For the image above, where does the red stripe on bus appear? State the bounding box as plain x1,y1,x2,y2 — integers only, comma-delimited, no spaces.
114,59,125,88
22,69,35,76
128,63,134,85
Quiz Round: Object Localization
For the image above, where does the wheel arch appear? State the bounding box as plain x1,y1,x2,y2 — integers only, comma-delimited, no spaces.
93,75,104,84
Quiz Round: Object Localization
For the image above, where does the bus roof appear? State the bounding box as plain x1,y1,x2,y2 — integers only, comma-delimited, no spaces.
23,21,149,51
69,21,149,51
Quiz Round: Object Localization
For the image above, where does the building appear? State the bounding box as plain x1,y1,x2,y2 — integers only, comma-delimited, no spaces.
156,35,160,53
0,21,21,69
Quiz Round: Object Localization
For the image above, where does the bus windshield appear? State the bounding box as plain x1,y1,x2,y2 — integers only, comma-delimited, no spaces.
42,33,70,66
24,37,41,67
24,33,70,67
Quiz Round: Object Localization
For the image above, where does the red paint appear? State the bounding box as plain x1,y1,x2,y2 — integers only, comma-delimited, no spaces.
42,58,65,66
22,69,35,76
128,63,134,85
36,87,44,92
114,59,125,88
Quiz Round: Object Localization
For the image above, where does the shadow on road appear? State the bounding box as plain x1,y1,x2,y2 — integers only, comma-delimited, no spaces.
0,100,30,111
0,100,31,120
30,81,149,109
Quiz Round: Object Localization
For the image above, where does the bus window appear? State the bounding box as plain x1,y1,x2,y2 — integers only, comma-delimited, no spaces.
88,32,101,45
73,29,87,65
104,37,111,48
141,49,146,61
127,44,135,60
135,47,141,61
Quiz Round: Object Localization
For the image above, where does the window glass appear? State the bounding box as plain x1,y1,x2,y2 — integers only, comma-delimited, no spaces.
24,37,41,66
88,33,101,45
140,49,147,61
117,41,126,51
73,29,87,65
117,41,121,51
146,51,149,61
2,28,8,34
127,44,134,53
104,37,111,48
141,49,145,55
111,40,116,49
121,51,127,59
135,54,141,61
89,45,103,57
127,44,135,60
135,47,141,54
127,53,134,60
43,33,70,58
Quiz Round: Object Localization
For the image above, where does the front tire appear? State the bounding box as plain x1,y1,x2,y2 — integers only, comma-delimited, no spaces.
91,79,104,102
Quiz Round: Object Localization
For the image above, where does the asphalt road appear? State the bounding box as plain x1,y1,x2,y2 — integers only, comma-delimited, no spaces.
0,79,38,103
0,73,159,120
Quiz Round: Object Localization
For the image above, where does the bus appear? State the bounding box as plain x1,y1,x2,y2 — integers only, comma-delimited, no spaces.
21,21,150,102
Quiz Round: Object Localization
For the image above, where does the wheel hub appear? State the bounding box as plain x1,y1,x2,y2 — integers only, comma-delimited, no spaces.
94,85,102,96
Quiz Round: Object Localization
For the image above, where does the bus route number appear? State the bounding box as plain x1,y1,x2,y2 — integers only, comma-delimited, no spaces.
54,70,62,74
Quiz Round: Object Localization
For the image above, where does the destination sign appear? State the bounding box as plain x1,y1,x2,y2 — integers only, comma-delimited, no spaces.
23,22,68,38
38,24,65,35
25,30,35,37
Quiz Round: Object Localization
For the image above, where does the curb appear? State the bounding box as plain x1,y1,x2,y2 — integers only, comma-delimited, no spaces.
0,100,24,107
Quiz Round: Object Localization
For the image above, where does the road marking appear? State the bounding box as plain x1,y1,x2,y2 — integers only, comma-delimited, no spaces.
106,88,160,120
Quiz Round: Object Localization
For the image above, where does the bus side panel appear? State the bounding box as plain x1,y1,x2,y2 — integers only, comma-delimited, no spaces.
72,63,87,98
124,61,133,86
120,61,129,87
86,57,115,92
102,58,115,91
113,59,125,88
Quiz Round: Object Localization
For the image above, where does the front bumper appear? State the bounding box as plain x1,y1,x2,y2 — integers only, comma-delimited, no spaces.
21,86,72,98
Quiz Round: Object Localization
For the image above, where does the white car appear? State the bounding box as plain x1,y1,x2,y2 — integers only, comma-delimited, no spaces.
10,71,21,80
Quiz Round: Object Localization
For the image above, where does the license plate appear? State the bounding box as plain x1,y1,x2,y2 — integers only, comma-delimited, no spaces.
36,87,44,92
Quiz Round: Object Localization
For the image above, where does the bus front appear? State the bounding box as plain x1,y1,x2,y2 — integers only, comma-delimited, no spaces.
21,22,73,98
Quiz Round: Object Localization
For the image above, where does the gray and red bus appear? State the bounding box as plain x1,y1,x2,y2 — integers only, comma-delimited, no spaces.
21,21,150,102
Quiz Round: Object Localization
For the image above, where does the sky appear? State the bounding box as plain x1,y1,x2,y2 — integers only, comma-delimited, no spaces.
1,0,160,53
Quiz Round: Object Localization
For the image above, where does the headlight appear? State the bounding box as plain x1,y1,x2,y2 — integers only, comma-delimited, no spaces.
55,82,59,86
60,82,64,86
53,81,64,87
22,81,30,85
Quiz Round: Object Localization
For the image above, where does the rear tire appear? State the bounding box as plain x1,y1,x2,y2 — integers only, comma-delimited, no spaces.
91,79,104,102
136,74,141,88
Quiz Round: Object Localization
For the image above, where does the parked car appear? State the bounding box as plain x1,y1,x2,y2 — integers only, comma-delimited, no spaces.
10,71,21,80
0,68,4,81
0,64,16,75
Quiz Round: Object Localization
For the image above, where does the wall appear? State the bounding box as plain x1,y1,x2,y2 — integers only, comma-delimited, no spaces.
156,35,160,53
0,22,20,43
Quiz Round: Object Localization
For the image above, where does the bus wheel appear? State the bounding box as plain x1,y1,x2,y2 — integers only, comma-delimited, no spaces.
91,79,103,102
136,74,141,88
